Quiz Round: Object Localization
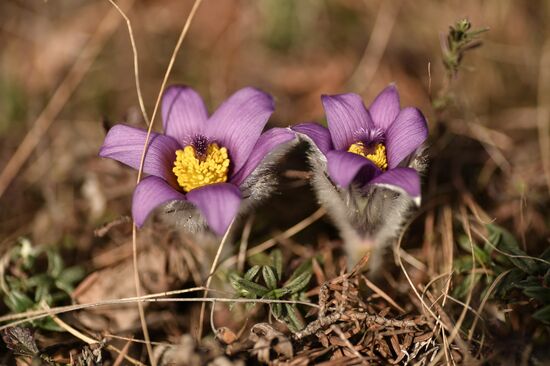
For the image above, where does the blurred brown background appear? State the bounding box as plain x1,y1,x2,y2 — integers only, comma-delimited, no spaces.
0,0,549,251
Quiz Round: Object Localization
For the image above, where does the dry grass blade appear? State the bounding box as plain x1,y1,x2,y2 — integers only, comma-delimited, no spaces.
537,39,550,195
198,219,234,341
0,296,318,331
221,207,326,269
44,304,145,366
348,0,402,91
129,0,204,363
362,276,405,313
395,216,446,330
107,0,150,125
428,206,477,365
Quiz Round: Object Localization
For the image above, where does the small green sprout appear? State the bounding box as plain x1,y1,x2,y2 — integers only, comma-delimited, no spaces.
229,249,313,332
443,19,488,78
433,18,488,111
1,238,85,331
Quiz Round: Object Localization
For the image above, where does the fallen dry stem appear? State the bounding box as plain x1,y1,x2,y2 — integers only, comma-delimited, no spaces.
395,217,447,331
198,219,234,340
107,0,150,125
362,275,405,313
429,207,477,365
45,304,145,366
0,296,318,331
0,286,207,324
131,0,204,363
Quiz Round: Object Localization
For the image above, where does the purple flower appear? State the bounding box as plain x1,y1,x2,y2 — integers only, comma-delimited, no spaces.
293,85,428,203
99,86,295,235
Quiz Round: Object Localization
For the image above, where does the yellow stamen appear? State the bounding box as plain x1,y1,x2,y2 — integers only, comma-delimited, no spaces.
348,142,388,171
172,143,230,192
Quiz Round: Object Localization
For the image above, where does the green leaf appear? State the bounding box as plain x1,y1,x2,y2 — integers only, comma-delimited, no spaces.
493,269,524,299
55,280,75,295
516,277,540,289
523,287,550,303
47,250,64,278
231,276,269,297
287,260,312,283
25,274,52,289
244,265,261,281
34,283,51,303
454,256,473,273
264,288,291,299
533,305,550,324
453,273,480,299
272,303,283,318
283,270,312,295
270,250,283,281
487,224,536,274
284,304,304,332
57,266,85,286
36,317,64,332
262,265,278,289
4,290,34,312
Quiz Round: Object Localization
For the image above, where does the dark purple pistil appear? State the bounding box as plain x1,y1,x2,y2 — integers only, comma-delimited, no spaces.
192,134,209,160
353,127,385,150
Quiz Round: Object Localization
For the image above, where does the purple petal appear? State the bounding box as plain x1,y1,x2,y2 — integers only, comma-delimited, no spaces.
292,122,333,155
206,87,274,174
162,85,209,143
99,124,181,186
385,107,428,169
321,93,374,150
231,127,296,186
326,150,379,188
368,167,421,204
186,183,242,235
132,176,186,227
369,84,400,131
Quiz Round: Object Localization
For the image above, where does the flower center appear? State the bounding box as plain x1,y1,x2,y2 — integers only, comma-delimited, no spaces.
348,142,388,171
172,142,230,192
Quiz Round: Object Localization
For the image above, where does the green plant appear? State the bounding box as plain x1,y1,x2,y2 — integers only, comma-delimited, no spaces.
454,224,550,324
229,249,313,332
0,238,85,331
433,18,488,110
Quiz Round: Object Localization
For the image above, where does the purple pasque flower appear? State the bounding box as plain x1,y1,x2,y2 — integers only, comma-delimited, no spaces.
99,86,295,235
293,85,428,203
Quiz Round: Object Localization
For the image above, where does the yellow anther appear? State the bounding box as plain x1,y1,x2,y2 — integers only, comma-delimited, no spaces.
348,142,388,171
172,143,230,192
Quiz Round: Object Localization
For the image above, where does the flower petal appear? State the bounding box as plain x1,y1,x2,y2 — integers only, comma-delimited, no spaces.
385,107,428,169
132,176,186,227
326,150,379,188
321,93,374,150
99,124,181,186
206,87,274,174
368,167,421,205
369,84,400,131
162,85,209,143
292,122,333,155
231,127,296,186
186,183,242,235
